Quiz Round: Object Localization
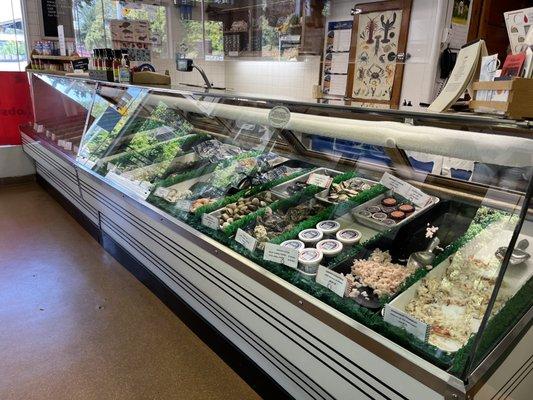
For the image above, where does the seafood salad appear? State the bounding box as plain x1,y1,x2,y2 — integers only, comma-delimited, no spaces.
404,250,508,348
345,249,415,299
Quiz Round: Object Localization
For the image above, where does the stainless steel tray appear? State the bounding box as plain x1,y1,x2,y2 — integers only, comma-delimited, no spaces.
314,177,378,205
350,190,439,231
270,168,342,199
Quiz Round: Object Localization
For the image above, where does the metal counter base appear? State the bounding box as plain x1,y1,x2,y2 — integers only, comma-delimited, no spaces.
22,132,532,400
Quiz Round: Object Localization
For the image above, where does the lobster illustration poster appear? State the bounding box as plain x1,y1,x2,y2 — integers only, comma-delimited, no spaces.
352,9,403,101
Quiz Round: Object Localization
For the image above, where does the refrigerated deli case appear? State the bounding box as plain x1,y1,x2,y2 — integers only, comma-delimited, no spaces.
22,72,533,400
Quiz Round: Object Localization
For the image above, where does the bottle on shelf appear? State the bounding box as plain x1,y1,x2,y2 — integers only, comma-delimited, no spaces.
105,48,113,72
118,50,131,83
112,50,121,82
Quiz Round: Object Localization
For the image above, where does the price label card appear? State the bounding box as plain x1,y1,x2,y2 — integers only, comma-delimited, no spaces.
383,304,430,342
380,172,432,207
51,133,56,141
154,186,171,198
263,243,298,269
235,228,258,252
307,173,333,188
201,213,219,230
175,199,192,212
315,266,347,297
64,141,73,151
45,130,52,138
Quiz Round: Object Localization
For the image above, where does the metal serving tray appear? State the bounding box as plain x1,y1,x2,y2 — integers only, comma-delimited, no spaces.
350,190,439,231
270,168,342,199
314,177,378,205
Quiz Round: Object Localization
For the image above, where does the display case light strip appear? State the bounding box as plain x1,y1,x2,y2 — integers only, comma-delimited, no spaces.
165,96,533,168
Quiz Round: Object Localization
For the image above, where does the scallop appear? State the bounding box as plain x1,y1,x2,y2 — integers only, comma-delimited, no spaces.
222,213,230,221
252,198,260,205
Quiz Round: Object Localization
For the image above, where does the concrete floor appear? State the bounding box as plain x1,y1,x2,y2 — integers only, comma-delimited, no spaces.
0,182,260,400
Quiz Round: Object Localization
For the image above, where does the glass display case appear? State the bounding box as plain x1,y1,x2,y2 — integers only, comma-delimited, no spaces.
24,72,533,392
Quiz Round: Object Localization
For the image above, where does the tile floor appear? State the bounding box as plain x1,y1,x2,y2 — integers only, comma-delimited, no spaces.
0,182,260,400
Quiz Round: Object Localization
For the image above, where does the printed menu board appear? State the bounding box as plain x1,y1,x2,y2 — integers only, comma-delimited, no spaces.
41,0,74,38
323,20,353,96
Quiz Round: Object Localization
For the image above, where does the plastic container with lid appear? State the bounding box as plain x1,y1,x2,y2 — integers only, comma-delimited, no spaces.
336,229,362,246
316,239,343,258
298,248,323,273
316,220,340,237
280,239,306,252
298,228,323,246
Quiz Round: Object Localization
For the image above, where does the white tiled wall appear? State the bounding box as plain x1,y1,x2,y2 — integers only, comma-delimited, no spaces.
224,57,321,100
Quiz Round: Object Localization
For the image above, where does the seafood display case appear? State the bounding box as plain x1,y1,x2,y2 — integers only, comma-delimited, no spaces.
22,72,533,400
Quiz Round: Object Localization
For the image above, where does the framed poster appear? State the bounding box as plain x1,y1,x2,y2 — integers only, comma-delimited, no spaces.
346,0,412,109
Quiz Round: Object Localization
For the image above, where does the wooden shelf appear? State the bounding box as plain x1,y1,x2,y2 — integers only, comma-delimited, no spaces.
26,68,67,75
31,55,85,61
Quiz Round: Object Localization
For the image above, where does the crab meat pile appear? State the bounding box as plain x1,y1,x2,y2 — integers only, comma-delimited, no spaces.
345,249,415,298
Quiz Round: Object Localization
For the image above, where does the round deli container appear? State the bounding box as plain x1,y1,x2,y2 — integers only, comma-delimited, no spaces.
316,239,343,258
280,239,306,252
298,248,323,274
336,229,362,247
298,228,323,246
316,220,341,237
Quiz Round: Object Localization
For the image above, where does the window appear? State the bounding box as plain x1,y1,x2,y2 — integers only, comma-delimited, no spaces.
0,0,27,71
73,0,169,58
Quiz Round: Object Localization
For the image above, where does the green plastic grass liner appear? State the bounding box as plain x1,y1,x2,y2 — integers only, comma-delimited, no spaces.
222,183,325,237
449,275,533,376
154,150,262,189
109,134,204,171
193,169,312,216
270,183,388,245
176,215,454,369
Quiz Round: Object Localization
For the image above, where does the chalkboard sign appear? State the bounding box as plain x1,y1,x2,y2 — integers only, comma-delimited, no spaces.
41,0,74,38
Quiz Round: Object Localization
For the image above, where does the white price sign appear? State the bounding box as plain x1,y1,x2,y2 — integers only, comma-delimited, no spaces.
175,199,192,212
306,173,333,188
380,172,432,207
263,243,298,269
64,141,73,151
235,228,257,252
201,213,219,230
315,266,347,297
383,304,430,342
57,139,65,147
154,186,171,198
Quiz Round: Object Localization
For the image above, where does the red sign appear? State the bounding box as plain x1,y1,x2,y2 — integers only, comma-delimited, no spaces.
0,72,33,145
